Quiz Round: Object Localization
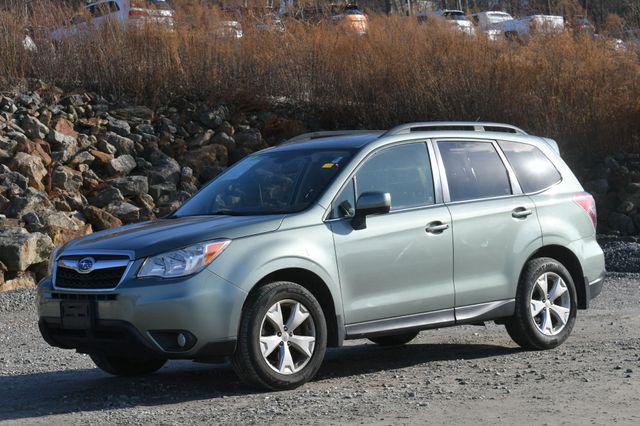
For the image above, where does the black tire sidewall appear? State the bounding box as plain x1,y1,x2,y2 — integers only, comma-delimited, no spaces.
518,259,578,348
244,283,327,389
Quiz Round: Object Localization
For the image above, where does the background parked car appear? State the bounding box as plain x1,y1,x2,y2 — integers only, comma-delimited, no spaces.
213,20,244,39
471,11,514,41
52,0,175,39
501,15,565,39
418,10,475,36
331,3,368,35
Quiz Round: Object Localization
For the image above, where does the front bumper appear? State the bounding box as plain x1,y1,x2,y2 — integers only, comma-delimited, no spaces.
37,268,247,360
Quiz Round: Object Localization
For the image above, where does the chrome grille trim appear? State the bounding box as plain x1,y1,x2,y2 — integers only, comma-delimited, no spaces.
52,250,135,292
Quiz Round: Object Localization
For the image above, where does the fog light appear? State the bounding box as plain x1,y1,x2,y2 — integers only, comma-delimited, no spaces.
177,333,187,348
149,330,196,352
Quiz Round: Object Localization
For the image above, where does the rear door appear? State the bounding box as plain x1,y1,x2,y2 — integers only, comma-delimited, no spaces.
435,139,542,312
329,141,455,326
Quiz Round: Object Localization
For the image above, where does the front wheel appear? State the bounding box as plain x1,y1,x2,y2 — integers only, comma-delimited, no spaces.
232,281,327,390
90,353,166,376
505,257,577,350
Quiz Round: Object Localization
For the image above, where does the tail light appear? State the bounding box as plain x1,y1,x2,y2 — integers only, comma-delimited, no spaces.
574,192,597,229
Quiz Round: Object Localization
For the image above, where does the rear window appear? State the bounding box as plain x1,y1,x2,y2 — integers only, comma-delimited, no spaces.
498,141,561,193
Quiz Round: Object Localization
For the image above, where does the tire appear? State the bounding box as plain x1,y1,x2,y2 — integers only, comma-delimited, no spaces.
232,281,327,390
368,331,419,346
505,257,577,350
90,353,166,376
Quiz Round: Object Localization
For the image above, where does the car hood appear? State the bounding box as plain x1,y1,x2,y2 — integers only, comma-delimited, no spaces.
62,215,285,259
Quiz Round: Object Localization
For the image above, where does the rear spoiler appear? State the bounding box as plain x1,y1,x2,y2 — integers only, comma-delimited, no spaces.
540,137,560,155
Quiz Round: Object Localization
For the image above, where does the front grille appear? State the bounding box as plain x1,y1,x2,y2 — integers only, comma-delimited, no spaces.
55,265,127,289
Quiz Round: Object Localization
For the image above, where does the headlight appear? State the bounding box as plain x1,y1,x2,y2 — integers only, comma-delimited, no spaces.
47,245,61,277
137,239,231,279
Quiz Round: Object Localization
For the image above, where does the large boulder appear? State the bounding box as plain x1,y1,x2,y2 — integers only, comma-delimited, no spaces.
1,271,37,291
0,227,53,272
15,139,52,166
182,144,228,180
146,148,181,185
83,205,123,231
106,132,135,156
109,175,148,197
20,115,49,139
49,117,78,145
107,155,136,176
107,117,131,136
89,186,125,208
235,129,266,151
9,152,47,191
4,188,53,219
30,210,92,246
52,165,83,193
608,212,636,236
106,202,140,224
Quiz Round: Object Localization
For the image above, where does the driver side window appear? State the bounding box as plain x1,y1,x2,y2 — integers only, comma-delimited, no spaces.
355,143,435,210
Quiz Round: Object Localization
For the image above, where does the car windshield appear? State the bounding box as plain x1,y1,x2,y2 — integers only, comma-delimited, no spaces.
173,149,354,217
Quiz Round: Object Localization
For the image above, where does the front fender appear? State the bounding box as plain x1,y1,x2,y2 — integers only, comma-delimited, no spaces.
208,223,343,318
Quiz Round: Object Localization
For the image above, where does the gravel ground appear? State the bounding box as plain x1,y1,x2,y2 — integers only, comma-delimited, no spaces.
1,274,639,425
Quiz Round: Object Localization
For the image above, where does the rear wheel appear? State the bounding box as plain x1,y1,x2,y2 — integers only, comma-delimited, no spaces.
505,257,577,350
368,331,419,346
232,281,327,390
90,353,166,376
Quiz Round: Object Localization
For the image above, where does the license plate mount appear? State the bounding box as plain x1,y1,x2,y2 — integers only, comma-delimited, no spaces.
60,301,94,330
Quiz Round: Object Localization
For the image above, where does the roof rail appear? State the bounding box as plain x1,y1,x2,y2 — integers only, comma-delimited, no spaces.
383,122,528,136
283,130,380,145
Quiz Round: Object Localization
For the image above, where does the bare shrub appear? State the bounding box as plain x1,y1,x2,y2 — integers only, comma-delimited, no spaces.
1,1,639,156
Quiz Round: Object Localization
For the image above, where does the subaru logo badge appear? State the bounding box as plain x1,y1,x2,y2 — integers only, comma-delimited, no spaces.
77,257,96,274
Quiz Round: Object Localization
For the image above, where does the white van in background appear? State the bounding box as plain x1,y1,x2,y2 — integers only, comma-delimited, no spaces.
417,10,476,36
52,0,175,39
471,11,514,40
501,15,565,39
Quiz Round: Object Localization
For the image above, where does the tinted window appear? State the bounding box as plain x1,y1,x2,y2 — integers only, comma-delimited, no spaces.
499,141,561,193
174,149,353,216
356,143,434,210
329,179,355,219
438,141,511,202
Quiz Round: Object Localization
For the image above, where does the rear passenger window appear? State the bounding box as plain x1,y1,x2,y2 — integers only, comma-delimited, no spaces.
438,141,511,202
499,141,561,193
355,143,435,210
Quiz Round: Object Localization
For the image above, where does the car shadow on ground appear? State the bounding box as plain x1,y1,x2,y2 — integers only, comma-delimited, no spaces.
0,342,518,421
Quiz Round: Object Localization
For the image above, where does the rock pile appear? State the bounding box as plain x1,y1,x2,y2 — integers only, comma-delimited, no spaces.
0,82,305,291
583,153,640,236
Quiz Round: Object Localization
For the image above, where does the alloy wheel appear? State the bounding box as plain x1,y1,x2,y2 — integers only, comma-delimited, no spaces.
530,272,571,336
259,299,316,375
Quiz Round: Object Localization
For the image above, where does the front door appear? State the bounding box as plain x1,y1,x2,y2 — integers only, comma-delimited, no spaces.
329,142,455,325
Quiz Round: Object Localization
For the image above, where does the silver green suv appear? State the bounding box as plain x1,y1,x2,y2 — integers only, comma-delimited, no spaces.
37,122,605,390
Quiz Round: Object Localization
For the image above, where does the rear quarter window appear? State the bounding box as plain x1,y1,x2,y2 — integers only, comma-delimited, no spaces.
498,141,561,193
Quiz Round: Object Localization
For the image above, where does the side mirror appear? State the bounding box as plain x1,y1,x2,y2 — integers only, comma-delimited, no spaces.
351,192,391,230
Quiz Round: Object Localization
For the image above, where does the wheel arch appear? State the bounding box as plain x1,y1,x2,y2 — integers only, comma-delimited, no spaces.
242,268,343,347
525,245,588,309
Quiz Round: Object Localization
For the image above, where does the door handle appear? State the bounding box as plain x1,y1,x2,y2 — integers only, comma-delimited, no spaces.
512,207,533,219
426,222,449,234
